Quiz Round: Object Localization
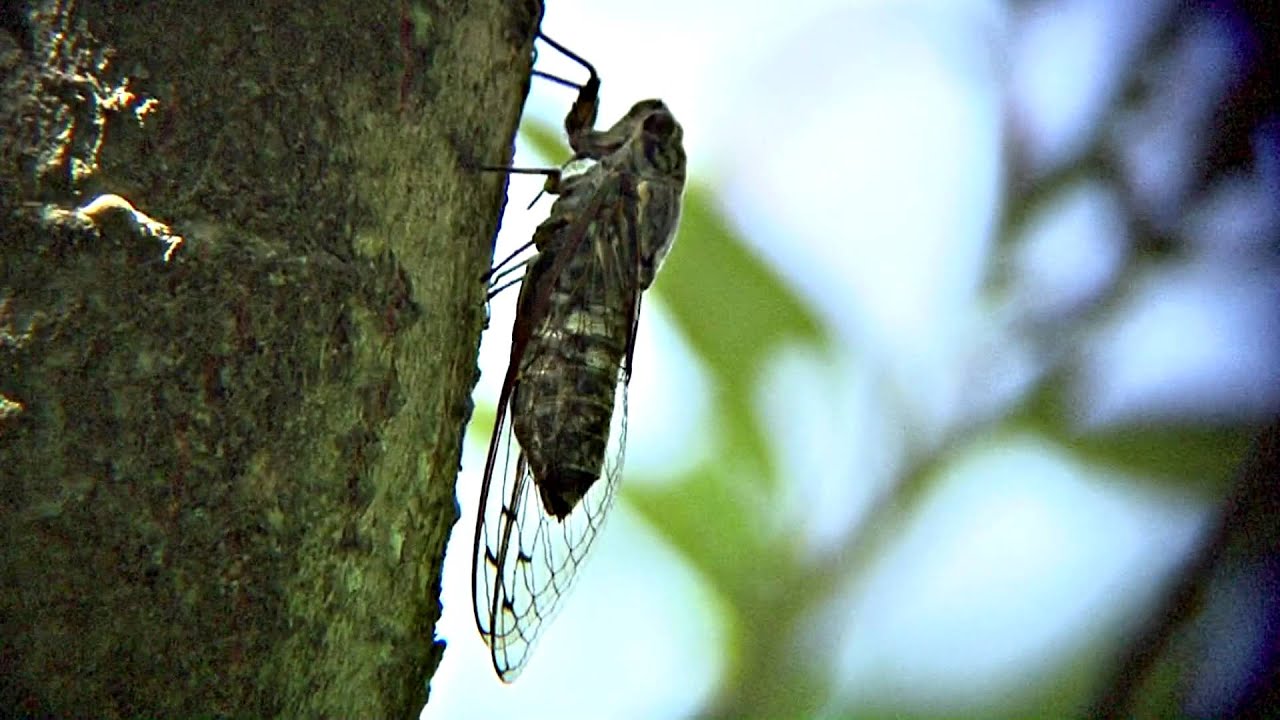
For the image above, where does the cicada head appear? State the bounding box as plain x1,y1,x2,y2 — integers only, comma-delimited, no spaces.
584,99,686,184
631,100,686,182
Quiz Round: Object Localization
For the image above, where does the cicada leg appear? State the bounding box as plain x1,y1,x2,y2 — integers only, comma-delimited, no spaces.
532,32,601,143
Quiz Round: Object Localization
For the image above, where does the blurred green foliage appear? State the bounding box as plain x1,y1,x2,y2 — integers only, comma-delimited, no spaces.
476,118,1264,719
1013,380,1253,495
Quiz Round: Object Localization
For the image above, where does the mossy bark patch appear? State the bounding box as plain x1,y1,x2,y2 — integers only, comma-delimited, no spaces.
0,0,539,716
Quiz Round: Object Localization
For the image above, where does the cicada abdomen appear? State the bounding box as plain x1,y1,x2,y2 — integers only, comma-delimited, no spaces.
511,212,632,519
472,32,686,682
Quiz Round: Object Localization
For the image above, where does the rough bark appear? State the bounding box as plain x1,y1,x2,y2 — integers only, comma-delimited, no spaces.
0,0,537,716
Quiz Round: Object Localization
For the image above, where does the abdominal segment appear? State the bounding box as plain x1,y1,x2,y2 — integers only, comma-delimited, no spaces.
512,294,628,520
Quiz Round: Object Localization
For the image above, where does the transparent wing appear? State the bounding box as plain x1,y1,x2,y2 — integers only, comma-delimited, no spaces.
471,379,627,681
471,174,640,682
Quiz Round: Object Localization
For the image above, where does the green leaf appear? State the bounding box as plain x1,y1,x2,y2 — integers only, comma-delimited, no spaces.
656,185,828,487
521,121,571,166
626,466,784,609
1070,424,1253,490
657,185,826,388
465,401,496,444
1012,378,1254,492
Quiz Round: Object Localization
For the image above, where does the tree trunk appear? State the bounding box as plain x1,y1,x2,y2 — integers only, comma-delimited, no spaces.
0,0,536,716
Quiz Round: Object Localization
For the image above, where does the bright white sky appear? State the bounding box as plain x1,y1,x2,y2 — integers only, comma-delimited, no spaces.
425,0,1275,717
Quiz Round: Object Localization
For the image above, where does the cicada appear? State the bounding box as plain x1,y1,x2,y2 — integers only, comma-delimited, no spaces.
471,33,686,681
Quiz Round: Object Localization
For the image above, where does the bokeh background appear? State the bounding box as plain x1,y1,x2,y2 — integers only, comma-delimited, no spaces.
425,0,1280,717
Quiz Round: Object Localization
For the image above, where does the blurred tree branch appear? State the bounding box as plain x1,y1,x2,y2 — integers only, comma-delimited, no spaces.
1076,0,1280,716
1090,417,1280,719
